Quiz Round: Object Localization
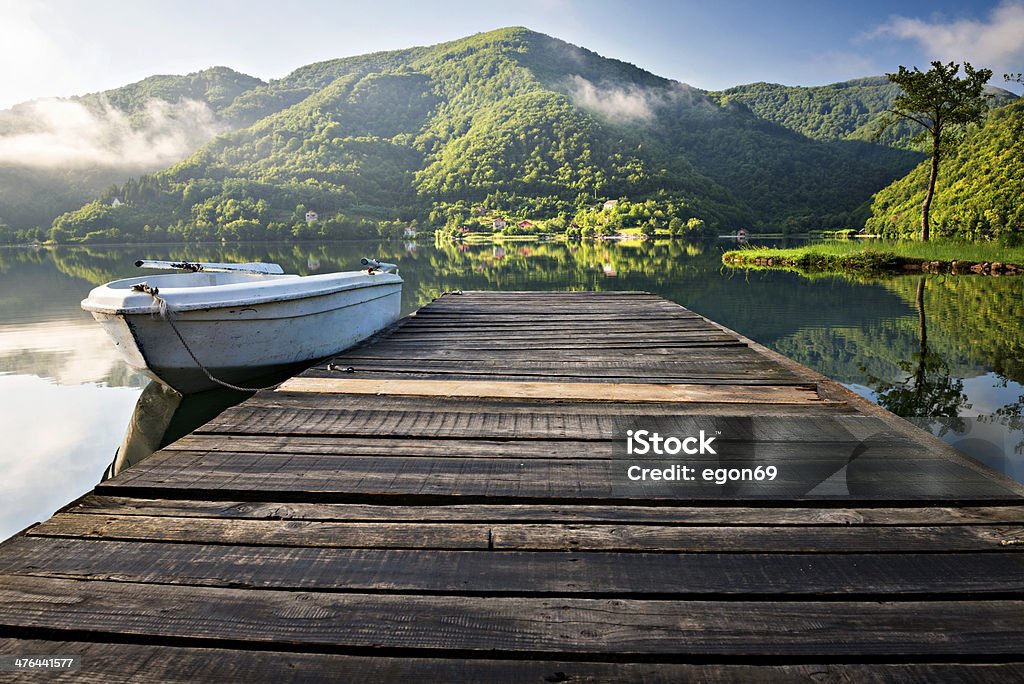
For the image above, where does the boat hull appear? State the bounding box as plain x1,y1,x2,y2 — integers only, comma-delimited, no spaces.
84,271,402,394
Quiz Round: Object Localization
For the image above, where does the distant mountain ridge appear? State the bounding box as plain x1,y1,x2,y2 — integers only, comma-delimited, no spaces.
714,76,1018,149
75,66,266,120
17,28,1011,242
29,27,930,243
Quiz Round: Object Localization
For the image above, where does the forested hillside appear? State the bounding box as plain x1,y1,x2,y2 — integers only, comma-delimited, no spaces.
0,67,264,232
38,28,921,244
866,99,1024,242
716,77,1016,149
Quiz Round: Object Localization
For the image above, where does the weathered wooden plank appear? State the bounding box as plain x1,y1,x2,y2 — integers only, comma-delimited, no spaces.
306,358,804,377
323,370,803,386
339,349,754,363
404,317,709,328
372,342,747,354
404,308,702,319
421,297,679,306
398,317,718,327
433,290,659,295
432,290,659,296
316,356,791,370
414,300,683,307
105,444,957,479
171,436,631,459
198,404,871,440
1,575,1022,656
388,327,727,339
4,537,1024,596
298,370,810,387
97,450,1020,502
27,514,488,549
390,328,727,340
69,495,1024,526
238,393,857,419
328,346,783,362
166,423,912,458
275,377,825,404
174,435,892,459
27,514,1024,551
409,308,705,317
5,640,1020,684
329,358,771,373
99,446,1022,502
376,338,742,349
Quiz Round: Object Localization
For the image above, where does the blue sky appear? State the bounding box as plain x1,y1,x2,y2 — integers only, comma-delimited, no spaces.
1,0,1022,108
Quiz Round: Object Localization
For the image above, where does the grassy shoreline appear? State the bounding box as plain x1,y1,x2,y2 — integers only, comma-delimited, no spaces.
722,240,1024,275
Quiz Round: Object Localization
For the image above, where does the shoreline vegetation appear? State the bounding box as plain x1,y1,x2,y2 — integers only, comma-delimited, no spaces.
722,240,1024,275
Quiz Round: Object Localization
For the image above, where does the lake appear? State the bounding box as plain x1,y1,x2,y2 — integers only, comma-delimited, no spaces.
1,238,1022,540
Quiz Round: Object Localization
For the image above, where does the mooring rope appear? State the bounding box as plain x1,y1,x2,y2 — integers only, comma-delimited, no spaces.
132,283,284,393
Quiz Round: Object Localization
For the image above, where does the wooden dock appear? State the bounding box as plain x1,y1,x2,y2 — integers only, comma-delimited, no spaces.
2,291,1024,681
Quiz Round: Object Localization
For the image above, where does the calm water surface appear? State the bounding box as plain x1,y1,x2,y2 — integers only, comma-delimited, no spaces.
1,239,1022,539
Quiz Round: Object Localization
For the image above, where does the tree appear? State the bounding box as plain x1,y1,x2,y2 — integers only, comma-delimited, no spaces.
877,61,992,241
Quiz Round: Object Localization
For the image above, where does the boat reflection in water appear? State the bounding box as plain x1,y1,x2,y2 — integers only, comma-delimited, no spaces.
103,366,294,480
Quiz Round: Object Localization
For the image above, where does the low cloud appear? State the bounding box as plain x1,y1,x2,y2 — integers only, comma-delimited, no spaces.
0,96,225,170
567,75,713,123
567,75,659,123
866,1,1024,70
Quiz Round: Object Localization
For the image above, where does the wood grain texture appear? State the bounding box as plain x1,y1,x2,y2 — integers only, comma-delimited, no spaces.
26,514,1024,552
68,495,1024,525
1,575,1022,657
4,537,1024,597
276,377,825,404
97,445,1022,501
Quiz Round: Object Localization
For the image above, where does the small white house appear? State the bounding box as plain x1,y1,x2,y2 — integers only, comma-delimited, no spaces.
110,198,122,207
305,210,319,223
602,199,618,211
493,218,507,230
404,226,418,238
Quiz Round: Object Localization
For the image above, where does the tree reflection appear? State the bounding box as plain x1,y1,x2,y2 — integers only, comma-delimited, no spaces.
865,277,971,433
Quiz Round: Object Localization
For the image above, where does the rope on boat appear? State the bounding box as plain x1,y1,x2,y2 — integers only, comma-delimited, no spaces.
132,283,285,393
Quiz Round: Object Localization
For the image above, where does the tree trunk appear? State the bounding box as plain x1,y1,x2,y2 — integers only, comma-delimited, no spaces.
921,129,941,242
916,276,927,355
914,276,928,403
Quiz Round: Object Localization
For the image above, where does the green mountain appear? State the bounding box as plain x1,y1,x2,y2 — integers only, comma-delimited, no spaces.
74,66,266,120
715,76,1017,149
0,67,265,231
38,28,924,243
866,99,1024,242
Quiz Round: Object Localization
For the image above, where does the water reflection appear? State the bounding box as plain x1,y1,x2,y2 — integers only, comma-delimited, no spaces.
0,320,142,387
0,374,139,540
103,382,259,479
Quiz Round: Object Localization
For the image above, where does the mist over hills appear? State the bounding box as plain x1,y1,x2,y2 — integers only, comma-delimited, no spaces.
0,67,264,227
0,27,1014,242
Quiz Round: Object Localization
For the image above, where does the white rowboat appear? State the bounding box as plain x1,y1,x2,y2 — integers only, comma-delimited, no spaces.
82,260,403,394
